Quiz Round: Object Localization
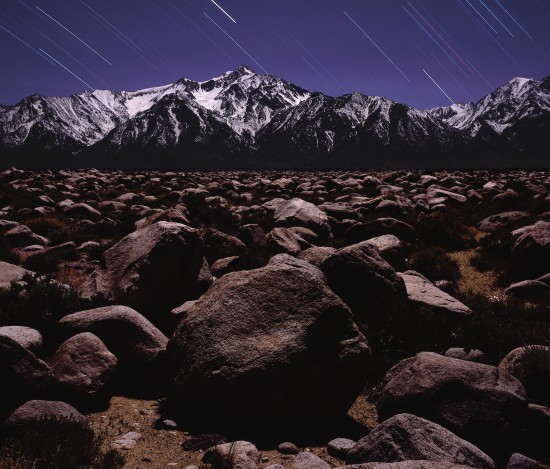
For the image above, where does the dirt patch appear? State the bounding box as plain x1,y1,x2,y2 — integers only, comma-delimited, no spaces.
88,395,377,468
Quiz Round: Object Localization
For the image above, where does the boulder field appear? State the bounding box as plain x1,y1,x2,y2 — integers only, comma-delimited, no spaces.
0,168,549,468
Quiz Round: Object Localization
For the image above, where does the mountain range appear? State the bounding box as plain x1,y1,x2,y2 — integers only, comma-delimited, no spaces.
1,65,549,168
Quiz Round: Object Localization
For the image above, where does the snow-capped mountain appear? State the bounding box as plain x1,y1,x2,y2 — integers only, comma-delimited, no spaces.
0,66,308,151
259,92,466,153
1,67,548,168
430,77,550,137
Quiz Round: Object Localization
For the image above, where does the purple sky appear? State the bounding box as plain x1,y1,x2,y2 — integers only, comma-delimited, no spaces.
0,0,549,108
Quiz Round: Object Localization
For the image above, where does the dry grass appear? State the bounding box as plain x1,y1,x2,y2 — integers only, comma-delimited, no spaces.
448,249,505,300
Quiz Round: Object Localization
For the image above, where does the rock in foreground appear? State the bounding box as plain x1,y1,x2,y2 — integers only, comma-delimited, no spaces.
57,305,168,391
168,264,370,435
346,413,495,469
377,352,527,460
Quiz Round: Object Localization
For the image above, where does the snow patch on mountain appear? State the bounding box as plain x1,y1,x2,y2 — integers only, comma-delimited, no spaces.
431,76,550,137
1,69,548,163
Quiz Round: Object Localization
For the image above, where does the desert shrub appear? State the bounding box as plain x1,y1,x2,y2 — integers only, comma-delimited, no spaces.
360,300,469,395
25,215,68,239
0,273,82,333
412,210,474,250
409,246,460,282
361,291,550,400
25,215,102,246
0,417,124,469
454,291,550,363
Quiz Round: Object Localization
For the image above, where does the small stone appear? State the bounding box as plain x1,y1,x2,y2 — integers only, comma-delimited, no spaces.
203,441,259,469
111,431,142,450
261,456,269,463
161,418,178,429
327,438,355,458
111,439,137,450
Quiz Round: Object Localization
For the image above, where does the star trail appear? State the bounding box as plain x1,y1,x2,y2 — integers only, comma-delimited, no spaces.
0,0,548,109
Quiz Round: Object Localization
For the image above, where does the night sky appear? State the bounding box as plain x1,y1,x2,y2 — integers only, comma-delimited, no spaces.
1,0,549,109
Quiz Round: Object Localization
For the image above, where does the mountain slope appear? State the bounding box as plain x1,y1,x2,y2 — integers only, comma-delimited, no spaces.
430,77,550,139
258,92,469,167
1,68,548,168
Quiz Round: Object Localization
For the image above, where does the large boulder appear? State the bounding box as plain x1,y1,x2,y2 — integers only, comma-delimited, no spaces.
378,352,528,460
81,222,212,317
338,462,480,469
399,271,472,316
168,265,370,434
504,280,550,302
238,224,269,249
478,212,531,232
498,346,550,406
344,218,417,244
298,246,338,267
3,224,48,248
1,400,87,431
50,332,118,409
63,203,101,220
268,227,311,256
346,413,495,469
136,208,190,230
203,228,247,263
57,306,168,390
271,198,332,239
0,262,32,291
320,242,407,321
267,254,326,282
363,235,406,270
0,326,42,352
511,221,550,279
0,335,56,420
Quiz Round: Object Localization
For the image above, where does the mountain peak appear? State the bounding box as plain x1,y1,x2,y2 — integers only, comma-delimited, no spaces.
236,65,256,75
203,65,257,84
508,77,533,86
